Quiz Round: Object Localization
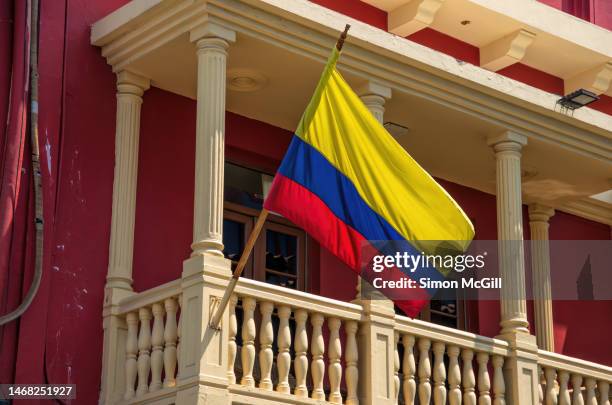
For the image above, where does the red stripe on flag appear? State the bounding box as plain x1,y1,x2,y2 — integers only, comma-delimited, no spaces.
265,174,364,270
265,174,429,317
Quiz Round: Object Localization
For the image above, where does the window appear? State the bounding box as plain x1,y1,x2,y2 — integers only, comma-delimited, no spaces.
223,163,307,291
563,0,591,21
419,294,466,330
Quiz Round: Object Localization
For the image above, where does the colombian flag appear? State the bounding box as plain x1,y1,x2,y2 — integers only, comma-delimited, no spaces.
264,46,474,316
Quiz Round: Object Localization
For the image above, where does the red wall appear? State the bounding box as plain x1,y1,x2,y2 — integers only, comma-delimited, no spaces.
538,0,612,30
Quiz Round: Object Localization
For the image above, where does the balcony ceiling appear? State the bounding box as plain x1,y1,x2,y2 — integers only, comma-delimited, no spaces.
92,0,612,223
125,31,611,216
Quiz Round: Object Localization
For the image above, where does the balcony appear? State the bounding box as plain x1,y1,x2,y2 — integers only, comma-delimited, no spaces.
100,266,612,405
92,1,612,404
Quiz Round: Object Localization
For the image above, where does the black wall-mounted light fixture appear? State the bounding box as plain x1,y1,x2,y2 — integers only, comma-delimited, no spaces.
557,88,599,110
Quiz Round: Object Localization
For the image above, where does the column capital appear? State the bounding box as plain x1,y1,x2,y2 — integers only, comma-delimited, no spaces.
357,81,392,100
358,81,391,124
190,22,236,45
116,70,150,96
528,203,555,223
487,131,527,152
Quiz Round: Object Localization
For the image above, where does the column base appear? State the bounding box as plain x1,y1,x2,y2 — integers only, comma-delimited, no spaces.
190,240,224,258
499,317,530,336
104,276,133,292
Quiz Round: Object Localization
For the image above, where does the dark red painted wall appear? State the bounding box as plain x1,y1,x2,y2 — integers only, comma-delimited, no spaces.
538,0,612,30
408,28,480,65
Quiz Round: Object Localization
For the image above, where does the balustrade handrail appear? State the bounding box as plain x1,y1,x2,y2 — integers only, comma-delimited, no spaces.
117,279,182,315
538,348,612,383
395,314,511,356
235,277,363,321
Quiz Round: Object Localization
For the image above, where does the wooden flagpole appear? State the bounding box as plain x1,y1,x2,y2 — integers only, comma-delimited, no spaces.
208,24,351,330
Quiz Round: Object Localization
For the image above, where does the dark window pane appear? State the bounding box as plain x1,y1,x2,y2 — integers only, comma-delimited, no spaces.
265,272,297,289
265,230,297,276
430,311,458,329
223,219,244,265
224,163,268,209
430,299,457,316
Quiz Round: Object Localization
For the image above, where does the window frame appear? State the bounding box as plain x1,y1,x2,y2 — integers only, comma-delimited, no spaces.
223,201,308,291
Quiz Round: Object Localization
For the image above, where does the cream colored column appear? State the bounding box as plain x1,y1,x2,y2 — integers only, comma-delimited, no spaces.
100,70,149,405
175,23,235,405
106,71,150,290
487,131,530,336
190,23,235,257
528,204,555,352
488,132,539,405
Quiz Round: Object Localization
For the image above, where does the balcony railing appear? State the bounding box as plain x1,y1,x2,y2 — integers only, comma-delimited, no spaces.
100,266,612,405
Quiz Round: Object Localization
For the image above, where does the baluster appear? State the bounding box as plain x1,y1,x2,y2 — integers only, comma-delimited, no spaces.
259,301,274,390
584,378,596,405
241,297,257,387
571,374,584,405
227,294,238,385
477,352,491,405
394,332,401,405
463,349,477,405
598,381,610,405
402,335,416,405
345,321,359,405
176,296,182,379
124,312,139,400
163,298,178,387
294,309,309,398
311,313,326,400
433,341,447,405
276,305,291,394
539,367,545,405
418,338,432,405
597,381,610,405
149,303,165,392
136,307,152,396
448,345,462,405
558,371,570,405
328,317,342,404
492,355,505,405
545,367,558,405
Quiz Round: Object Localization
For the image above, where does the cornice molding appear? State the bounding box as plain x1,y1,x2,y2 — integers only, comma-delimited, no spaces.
559,198,612,226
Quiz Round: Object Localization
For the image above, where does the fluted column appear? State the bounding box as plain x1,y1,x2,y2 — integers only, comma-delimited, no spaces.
175,24,236,405
487,131,529,336
100,70,149,405
488,132,540,405
189,24,235,257
106,71,150,290
528,204,555,351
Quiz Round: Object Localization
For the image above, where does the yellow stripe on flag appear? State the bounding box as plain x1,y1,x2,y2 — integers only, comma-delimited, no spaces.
295,49,474,252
